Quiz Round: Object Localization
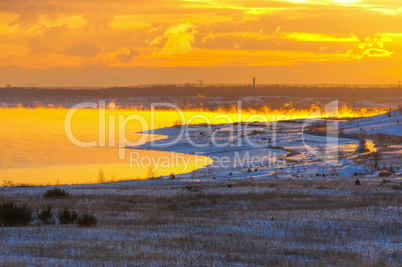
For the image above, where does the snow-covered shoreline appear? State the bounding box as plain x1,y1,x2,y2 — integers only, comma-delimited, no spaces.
130,121,381,180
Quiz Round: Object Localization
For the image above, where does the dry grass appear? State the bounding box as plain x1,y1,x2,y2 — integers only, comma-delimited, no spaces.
0,178,401,266
354,133,402,175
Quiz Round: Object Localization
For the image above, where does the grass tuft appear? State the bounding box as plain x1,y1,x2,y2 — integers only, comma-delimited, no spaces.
43,188,69,198
77,213,98,227
58,207,78,224
0,201,32,227
38,205,55,225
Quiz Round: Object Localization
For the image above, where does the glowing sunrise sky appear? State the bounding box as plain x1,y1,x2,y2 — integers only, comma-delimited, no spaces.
0,0,402,86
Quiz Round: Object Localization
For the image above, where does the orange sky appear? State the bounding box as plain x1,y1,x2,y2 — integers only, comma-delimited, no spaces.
1,0,402,86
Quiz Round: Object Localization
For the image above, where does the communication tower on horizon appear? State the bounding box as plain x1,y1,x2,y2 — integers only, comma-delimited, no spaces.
198,80,205,87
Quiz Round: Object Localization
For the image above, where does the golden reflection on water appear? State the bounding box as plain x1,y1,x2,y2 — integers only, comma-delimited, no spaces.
0,106,385,185
0,108,216,185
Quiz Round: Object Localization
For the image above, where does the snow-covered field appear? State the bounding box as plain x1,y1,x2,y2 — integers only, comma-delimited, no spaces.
341,110,402,136
0,178,401,266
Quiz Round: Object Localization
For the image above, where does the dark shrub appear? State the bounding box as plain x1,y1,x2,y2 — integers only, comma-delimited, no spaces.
392,184,402,190
38,205,55,225
77,213,98,227
58,207,78,224
186,185,200,192
0,202,32,227
379,170,391,177
43,188,69,198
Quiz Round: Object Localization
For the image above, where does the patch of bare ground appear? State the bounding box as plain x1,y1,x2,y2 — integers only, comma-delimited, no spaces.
355,133,402,174
0,178,401,266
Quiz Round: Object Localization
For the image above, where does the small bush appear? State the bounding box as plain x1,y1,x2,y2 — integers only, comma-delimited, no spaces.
0,202,33,227
77,213,98,227
43,188,69,198
169,173,175,179
379,170,391,177
38,205,55,225
392,185,402,190
58,207,78,224
186,185,201,192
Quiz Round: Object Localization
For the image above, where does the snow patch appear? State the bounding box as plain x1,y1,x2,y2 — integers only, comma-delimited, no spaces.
337,159,373,177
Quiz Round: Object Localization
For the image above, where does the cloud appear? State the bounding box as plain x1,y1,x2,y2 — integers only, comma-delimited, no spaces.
152,23,197,56
201,31,359,44
359,48,393,58
65,42,100,57
1,0,402,82
346,35,393,59
28,37,52,54
116,48,139,63
282,33,359,43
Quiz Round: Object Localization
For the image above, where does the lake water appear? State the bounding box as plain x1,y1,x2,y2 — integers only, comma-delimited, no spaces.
0,107,261,185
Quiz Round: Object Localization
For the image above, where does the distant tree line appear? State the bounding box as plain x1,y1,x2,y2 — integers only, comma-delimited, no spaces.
0,85,401,98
